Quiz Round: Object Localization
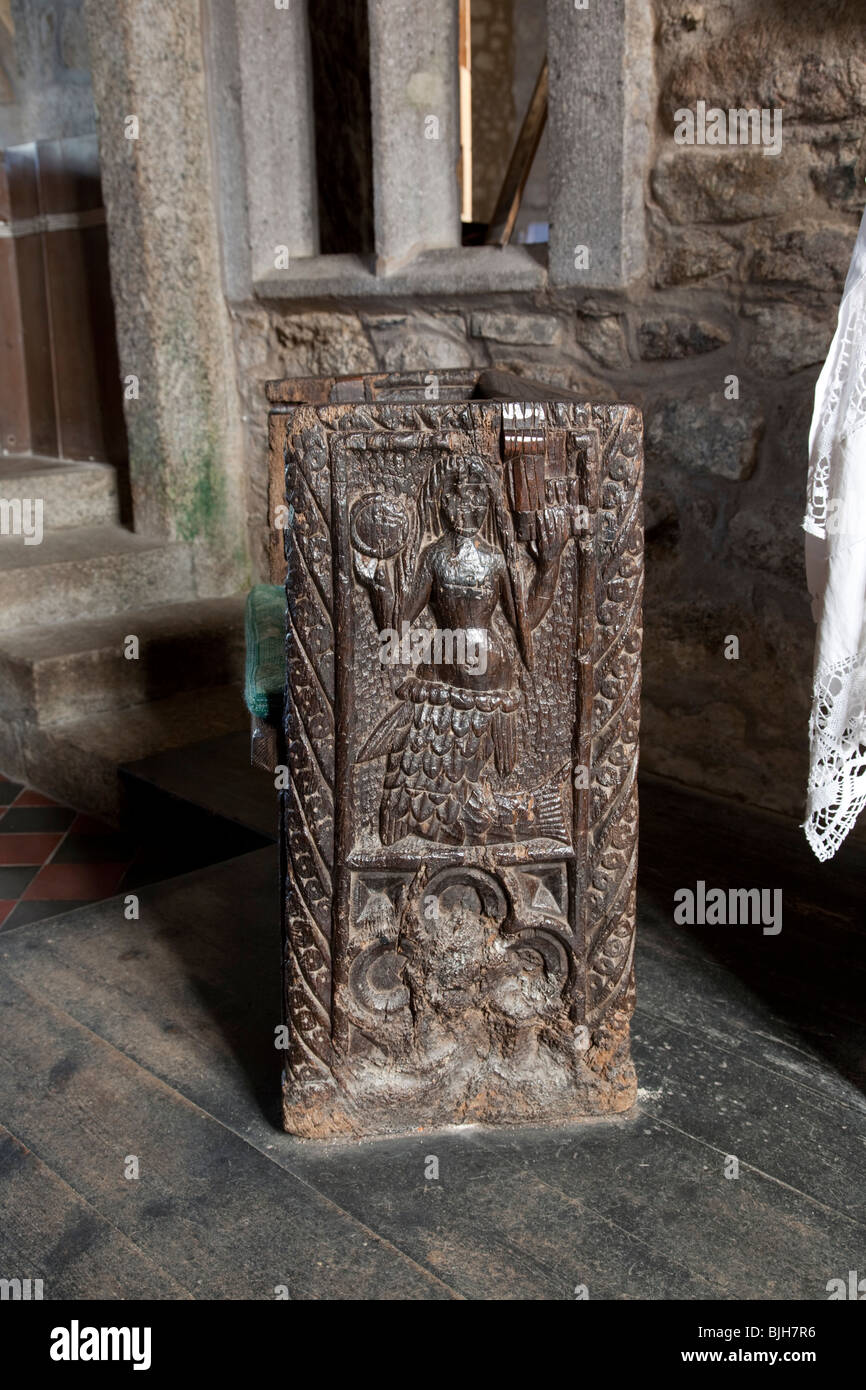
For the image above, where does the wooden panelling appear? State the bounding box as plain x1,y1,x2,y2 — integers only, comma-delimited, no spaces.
0,145,58,456
0,166,31,451
38,136,126,462
0,136,126,465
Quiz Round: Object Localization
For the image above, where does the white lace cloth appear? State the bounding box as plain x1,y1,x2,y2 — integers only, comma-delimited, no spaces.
804,204,866,860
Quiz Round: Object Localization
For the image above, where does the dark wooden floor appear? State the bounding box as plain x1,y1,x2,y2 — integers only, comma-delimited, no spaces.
0,762,863,1300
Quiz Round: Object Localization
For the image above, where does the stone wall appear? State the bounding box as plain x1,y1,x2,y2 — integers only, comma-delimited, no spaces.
231,0,866,826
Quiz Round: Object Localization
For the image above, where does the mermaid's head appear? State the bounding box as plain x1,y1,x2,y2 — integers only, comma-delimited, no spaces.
438,456,490,536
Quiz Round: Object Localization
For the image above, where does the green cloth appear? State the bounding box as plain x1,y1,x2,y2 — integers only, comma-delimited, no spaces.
244,584,286,720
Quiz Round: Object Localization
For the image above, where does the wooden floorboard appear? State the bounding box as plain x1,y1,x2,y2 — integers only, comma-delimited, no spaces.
0,969,458,1300
0,1124,192,1300
636,935,866,1113
279,1130,719,1300
637,776,866,1106
0,848,285,1133
466,1118,865,1300
634,1012,865,1221
1,777,863,1299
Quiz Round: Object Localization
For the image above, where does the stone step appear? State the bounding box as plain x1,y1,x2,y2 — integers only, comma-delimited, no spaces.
0,596,246,726
1,683,249,822
0,526,194,630
0,456,120,529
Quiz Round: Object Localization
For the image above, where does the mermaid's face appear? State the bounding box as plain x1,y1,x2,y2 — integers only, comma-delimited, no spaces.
440,466,489,536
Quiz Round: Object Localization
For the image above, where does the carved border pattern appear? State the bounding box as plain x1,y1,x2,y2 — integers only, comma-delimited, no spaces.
586,405,643,1025
282,419,337,1083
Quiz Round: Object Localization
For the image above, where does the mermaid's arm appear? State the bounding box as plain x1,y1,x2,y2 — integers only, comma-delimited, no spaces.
353,553,396,631
398,544,434,625
496,553,519,632
525,507,569,630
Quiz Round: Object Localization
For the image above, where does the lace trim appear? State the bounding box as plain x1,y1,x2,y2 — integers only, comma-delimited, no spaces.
803,451,829,537
803,266,866,856
806,297,866,536
819,299,866,437
805,653,866,861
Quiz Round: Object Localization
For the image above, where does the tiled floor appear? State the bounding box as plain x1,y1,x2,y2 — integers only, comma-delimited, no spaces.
0,773,137,931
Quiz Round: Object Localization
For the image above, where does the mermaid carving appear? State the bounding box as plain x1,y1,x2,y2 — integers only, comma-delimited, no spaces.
353,452,572,846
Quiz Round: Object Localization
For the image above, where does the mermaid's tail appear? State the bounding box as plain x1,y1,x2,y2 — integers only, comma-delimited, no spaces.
379,696,494,844
357,700,413,762
465,764,571,843
357,677,561,846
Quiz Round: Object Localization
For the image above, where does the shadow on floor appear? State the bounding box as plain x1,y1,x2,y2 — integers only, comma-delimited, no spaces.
638,773,866,1096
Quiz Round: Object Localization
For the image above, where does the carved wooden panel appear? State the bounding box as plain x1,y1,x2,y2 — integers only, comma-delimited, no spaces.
269,382,643,1138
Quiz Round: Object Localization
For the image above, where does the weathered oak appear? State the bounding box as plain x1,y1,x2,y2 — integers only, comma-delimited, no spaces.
267,374,643,1138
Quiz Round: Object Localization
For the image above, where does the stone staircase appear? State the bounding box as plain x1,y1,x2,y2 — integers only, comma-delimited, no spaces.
0,456,248,821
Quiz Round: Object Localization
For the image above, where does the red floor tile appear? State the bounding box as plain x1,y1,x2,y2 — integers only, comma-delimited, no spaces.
22,862,129,902
0,901,15,926
13,789,60,808
0,833,64,866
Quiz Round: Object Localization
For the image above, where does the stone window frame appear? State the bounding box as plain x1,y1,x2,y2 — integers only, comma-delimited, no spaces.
204,0,653,302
